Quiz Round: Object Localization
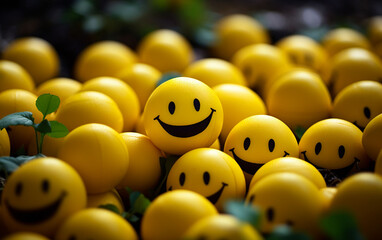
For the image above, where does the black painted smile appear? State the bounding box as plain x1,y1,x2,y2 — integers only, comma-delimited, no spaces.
5,191,67,224
301,151,360,176
229,148,264,175
154,108,216,138
206,182,228,204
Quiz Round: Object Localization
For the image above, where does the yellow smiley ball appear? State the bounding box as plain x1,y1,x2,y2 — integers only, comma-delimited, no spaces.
115,63,161,110
224,115,299,183
0,60,35,93
246,172,323,237
2,37,60,85
249,157,326,190
183,214,263,240
55,208,137,240
166,148,246,211
74,40,137,82
57,123,129,194
332,81,382,130
143,77,223,155
324,47,382,97
80,77,141,132
266,69,332,130
212,84,267,144
2,232,50,240
183,58,247,88
299,118,370,172
362,113,382,161
55,91,123,132
276,35,328,75
329,173,382,240
117,132,163,194
0,128,10,157
1,157,86,236
141,189,218,240
137,29,193,73
87,189,125,214
231,43,291,94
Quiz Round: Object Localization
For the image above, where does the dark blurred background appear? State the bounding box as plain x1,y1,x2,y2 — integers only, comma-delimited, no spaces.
1,0,382,77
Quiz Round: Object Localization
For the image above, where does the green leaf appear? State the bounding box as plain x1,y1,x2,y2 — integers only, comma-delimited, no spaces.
224,200,261,228
99,203,121,214
36,94,60,118
0,112,34,130
267,225,312,240
294,126,306,142
132,194,151,214
320,210,365,240
35,119,52,134
47,121,69,138
152,155,179,197
0,154,45,177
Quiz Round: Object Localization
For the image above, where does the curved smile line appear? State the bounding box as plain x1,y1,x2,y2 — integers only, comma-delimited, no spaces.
301,151,360,177
154,108,216,138
229,148,264,175
5,191,67,224
206,182,228,204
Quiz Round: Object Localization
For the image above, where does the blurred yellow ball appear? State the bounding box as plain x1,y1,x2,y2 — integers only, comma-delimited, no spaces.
232,43,291,96
0,60,35,93
0,89,42,153
58,123,129,194
183,58,247,88
137,29,193,73
87,189,124,214
116,63,161,109
80,77,140,132
55,91,124,132
0,128,10,157
36,78,82,105
2,37,59,85
75,41,137,82
213,14,270,60
322,28,371,57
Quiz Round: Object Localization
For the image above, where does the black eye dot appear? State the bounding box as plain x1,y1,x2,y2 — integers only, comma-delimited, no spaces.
203,172,210,185
68,235,76,240
266,208,274,222
338,145,345,159
268,139,275,152
168,101,175,115
244,137,251,150
364,107,371,119
248,194,255,203
193,98,200,112
286,220,294,226
42,179,50,193
15,182,23,196
315,142,322,155
179,172,186,186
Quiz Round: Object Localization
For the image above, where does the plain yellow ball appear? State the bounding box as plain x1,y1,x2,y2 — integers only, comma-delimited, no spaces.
0,60,35,93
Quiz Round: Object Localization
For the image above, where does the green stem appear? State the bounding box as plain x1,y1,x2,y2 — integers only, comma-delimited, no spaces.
34,129,39,154
39,133,45,154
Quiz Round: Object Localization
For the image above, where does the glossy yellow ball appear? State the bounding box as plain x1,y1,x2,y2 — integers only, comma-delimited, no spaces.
0,60,35,93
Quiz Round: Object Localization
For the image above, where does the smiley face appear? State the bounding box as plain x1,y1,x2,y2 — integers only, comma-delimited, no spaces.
55,208,138,240
246,172,323,237
224,115,299,183
143,77,223,155
299,118,370,177
1,158,86,236
166,148,246,211
332,81,382,130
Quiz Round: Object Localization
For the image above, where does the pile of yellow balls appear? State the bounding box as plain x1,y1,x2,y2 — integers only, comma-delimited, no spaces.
1,13,382,240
